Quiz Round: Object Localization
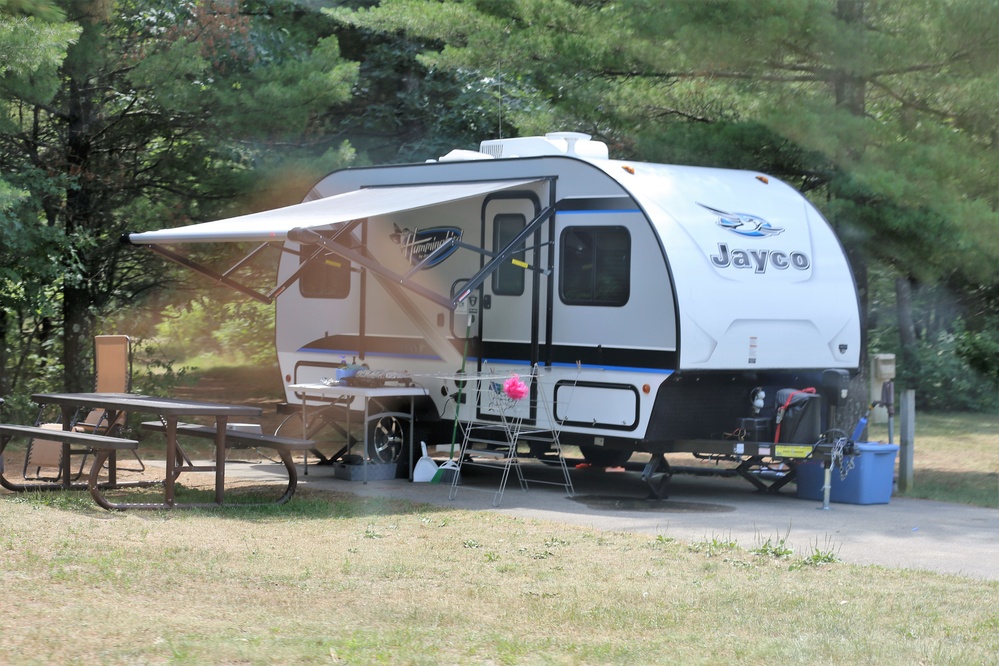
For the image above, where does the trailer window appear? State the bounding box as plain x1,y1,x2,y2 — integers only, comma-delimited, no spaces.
492,213,526,296
299,246,351,299
559,226,630,306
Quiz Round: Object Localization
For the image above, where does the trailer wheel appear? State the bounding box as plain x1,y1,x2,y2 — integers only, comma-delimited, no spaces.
368,415,405,464
579,445,631,467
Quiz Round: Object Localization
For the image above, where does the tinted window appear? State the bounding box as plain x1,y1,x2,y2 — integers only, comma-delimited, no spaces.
560,226,630,306
299,246,350,299
492,213,526,296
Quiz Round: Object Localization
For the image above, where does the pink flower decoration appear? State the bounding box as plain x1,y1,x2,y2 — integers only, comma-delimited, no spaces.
503,374,529,400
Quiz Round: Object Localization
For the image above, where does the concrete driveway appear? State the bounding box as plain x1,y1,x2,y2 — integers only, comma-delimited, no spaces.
266,459,998,581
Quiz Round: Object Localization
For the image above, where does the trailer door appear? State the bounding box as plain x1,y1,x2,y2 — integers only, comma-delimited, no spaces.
478,192,547,374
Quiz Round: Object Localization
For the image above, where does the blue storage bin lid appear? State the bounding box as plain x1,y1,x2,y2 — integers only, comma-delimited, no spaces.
854,443,899,454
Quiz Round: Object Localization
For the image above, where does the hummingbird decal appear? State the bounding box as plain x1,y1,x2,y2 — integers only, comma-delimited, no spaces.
698,203,784,238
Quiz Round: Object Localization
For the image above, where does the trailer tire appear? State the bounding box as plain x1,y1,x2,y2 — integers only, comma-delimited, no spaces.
579,445,631,468
368,415,405,464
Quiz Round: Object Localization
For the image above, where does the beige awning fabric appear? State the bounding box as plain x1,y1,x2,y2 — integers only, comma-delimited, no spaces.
127,179,541,245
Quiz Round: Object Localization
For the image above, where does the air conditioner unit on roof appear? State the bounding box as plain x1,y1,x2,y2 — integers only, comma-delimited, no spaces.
479,132,609,159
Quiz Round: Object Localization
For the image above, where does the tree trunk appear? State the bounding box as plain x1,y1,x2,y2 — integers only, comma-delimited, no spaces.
833,0,870,435
895,276,918,369
62,285,93,392
0,311,7,396
59,14,102,392
835,0,867,116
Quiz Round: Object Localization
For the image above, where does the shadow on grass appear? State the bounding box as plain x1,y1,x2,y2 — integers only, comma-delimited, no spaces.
3,483,455,520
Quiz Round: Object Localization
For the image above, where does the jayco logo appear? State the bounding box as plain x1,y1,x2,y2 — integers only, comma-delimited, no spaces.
698,202,809,273
390,225,462,268
709,244,810,273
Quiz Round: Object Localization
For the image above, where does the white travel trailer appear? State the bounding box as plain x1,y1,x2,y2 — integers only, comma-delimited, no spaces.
129,132,860,495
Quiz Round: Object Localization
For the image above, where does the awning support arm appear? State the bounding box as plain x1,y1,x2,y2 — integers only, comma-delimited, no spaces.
453,239,551,274
222,242,271,278
267,219,366,300
451,203,558,306
146,244,275,304
266,246,330,301
288,227,456,310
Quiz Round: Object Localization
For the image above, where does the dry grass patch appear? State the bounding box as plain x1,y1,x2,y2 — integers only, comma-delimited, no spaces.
1,489,996,665
868,411,998,507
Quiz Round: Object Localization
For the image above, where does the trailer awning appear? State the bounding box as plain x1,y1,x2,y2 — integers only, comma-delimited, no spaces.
125,176,554,310
127,179,541,245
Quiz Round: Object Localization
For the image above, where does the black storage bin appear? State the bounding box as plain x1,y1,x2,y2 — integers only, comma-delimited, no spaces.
736,416,772,442
775,389,822,443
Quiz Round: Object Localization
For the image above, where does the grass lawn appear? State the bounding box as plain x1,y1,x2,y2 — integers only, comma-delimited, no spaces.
2,367,995,663
868,411,998,508
1,490,996,665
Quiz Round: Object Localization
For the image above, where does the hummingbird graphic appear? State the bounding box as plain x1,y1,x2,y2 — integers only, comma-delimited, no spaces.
697,203,784,238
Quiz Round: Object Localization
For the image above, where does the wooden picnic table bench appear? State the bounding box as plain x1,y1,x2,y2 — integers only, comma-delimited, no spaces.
140,421,315,506
0,424,150,504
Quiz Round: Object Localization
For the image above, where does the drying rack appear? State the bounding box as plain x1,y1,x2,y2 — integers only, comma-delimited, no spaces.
430,365,576,506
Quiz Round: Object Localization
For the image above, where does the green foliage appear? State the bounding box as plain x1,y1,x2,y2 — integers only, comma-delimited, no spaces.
0,0,65,21
0,0,358,393
957,317,999,388
869,266,997,412
688,534,739,557
130,341,194,397
212,300,276,367
324,18,513,164
752,531,794,560
154,296,275,367
791,547,841,570
897,327,999,413
0,15,78,91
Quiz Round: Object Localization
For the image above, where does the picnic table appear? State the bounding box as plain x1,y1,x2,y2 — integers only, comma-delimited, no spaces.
0,393,310,509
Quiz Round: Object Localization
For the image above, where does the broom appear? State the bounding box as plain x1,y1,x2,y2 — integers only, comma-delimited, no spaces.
432,309,472,483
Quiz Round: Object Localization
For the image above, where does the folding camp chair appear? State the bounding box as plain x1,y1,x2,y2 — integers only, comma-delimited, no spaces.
23,335,144,481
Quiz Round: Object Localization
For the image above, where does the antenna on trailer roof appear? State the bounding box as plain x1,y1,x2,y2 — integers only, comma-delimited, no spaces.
497,62,503,138
497,28,508,139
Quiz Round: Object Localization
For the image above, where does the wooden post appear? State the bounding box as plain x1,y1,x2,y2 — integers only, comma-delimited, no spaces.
897,389,915,493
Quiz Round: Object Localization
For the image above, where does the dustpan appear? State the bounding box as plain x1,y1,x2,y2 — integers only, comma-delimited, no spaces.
413,441,439,482
434,457,460,485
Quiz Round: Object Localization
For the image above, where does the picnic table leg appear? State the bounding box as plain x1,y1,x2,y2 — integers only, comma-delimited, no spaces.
164,416,178,506
87,449,163,511
106,408,122,488
89,449,115,510
0,433,24,493
276,450,298,504
60,405,74,488
215,416,228,504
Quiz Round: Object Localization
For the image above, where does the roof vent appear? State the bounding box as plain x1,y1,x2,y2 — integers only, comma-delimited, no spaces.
437,149,494,162
479,132,609,159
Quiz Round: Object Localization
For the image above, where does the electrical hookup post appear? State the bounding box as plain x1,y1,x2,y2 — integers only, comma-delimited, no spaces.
812,365,905,511
870,353,917,495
